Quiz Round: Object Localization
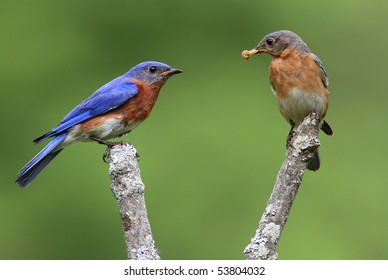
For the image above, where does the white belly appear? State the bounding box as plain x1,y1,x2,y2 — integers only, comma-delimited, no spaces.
277,87,326,125
59,117,142,148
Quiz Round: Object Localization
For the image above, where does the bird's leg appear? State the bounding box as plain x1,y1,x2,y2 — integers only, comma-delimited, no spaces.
88,136,115,162
89,136,114,146
286,120,296,148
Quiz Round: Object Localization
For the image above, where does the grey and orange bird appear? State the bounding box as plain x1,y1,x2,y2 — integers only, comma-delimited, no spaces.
242,30,333,170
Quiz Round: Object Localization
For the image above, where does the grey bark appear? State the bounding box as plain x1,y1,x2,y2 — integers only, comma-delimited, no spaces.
244,113,321,260
107,143,160,260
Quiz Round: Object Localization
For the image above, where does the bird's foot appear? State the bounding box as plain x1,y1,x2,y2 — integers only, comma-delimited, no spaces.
286,120,296,148
103,147,110,163
102,142,140,162
89,136,140,163
286,130,296,148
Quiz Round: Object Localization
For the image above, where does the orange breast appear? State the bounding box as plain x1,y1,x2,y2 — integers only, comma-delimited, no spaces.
79,79,163,132
119,79,163,126
269,51,329,124
269,51,327,99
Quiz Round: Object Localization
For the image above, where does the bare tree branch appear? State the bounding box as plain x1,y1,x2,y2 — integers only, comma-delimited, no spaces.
107,143,160,260
244,113,321,260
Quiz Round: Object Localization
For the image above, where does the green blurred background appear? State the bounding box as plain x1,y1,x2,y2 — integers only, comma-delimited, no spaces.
1,0,387,259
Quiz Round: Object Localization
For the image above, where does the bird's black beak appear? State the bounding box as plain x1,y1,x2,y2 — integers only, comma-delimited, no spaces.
161,68,183,77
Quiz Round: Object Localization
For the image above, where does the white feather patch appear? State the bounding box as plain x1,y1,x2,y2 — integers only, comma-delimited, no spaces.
60,117,142,148
277,87,326,125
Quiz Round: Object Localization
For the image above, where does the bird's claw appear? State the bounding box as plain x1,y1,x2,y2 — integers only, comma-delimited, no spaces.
286,131,296,148
103,147,110,163
100,141,140,163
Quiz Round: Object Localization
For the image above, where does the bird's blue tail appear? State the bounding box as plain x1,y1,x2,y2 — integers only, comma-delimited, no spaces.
16,134,67,187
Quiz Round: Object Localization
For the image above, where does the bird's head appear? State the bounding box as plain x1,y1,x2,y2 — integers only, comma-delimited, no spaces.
127,61,182,84
242,30,310,59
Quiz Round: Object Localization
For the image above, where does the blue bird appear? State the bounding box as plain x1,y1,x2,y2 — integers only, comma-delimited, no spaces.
16,61,182,187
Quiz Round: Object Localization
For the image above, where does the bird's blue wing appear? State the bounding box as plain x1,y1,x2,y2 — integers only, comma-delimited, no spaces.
313,54,329,88
34,76,138,143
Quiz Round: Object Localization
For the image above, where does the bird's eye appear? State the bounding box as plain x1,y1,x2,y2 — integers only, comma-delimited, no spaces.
149,66,157,73
266,38,274,46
